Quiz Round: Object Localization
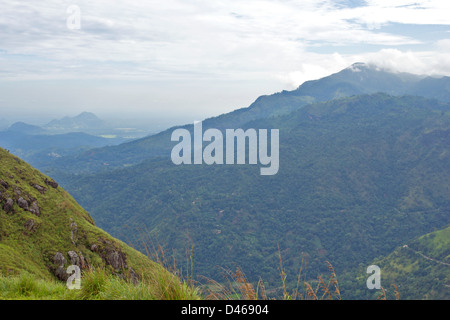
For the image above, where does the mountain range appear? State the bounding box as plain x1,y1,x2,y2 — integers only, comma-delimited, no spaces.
40,63,450,175
0,113,133,169
2,63,449,299
30,63,449,299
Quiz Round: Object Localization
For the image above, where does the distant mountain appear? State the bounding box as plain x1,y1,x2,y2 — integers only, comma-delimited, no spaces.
0,131,129,168
7,122,46,135
58,93,450,299
34,63,450,299
42,63,450,175
44,112,107,134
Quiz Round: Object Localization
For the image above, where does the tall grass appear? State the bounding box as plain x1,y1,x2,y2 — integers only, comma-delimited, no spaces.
202,247,343,300
0,272,78,300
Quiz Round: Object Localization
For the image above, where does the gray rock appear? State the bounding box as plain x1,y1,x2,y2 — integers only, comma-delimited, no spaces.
33,184,46,194
3,198,14,213
29,201,40,217
68,251,80,266
44,178,58,189
17,197,29,210
55,266,69,281
0,180,8,189
54,252,66,267
107,250,127,270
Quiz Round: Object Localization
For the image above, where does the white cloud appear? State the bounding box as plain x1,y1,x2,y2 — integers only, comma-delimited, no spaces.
0,0,450,117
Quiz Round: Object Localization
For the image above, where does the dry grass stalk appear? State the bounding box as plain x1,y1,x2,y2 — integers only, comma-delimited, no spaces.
391,284,400,300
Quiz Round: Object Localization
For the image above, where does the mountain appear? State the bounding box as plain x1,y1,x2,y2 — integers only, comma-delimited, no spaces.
0,147,199,299
44,112,107,134
55,93,450,299
26,63,450,299
7,122,46,135
0,131,129,169
41,63,450,175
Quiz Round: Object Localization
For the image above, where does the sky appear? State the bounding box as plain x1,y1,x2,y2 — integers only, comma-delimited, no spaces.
1,0,450,126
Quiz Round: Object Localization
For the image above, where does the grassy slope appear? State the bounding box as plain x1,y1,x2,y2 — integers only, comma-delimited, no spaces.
0,147,199,299
341,226,449,300
374,226,450,300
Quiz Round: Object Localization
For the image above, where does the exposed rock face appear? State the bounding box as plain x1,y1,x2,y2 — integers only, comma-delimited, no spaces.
17,197,28,210
0,180,9,189
53,252,68,281
29,201,41,217
32,184,46,194
107,250,127,270
44,178,58,189
54,252,66,266
52,250,89,281
68,251,80,267
95,239,128,271
3,198,14,213
54,266,68,281
13,196,40,216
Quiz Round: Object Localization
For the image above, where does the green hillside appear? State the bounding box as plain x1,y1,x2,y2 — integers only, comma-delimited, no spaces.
59,93,450,298
0,147,200,299
342,226,449,300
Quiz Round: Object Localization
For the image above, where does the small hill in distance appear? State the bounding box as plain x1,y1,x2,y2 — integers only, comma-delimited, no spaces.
44,112,107,135
7,122,46,135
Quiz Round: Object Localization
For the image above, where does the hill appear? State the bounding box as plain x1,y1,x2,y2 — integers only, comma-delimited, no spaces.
0,131,129,169
342,226,449,300
57,93,450,298
44,112,106,134
7,122,46,135
0,147,199,299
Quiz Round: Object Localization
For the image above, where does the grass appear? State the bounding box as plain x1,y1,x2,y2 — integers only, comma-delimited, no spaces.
0,242,401,300
0,147,403,300
202,247,344,300
0,272,78,300
0,147,202,300
0,267,201,300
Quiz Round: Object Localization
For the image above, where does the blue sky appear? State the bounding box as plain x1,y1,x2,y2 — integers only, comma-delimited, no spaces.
0,0,450,125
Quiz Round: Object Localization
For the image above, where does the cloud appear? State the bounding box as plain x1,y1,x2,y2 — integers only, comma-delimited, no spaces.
1,0,448,80
0,0,450,117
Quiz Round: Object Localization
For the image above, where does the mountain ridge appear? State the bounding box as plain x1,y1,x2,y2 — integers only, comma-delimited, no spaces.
58,93,450,299
40,63,450,175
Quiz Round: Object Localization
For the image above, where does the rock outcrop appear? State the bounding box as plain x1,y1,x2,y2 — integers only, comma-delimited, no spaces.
53,252,68,281
44,178,58,189
3,198,14,214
